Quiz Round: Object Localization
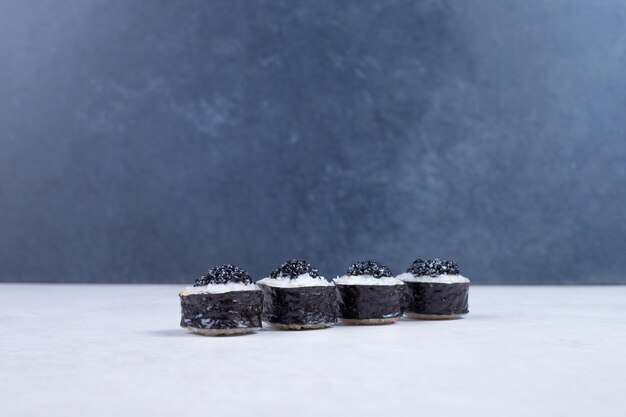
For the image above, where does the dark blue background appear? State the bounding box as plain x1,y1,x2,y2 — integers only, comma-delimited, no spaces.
1,1,624,284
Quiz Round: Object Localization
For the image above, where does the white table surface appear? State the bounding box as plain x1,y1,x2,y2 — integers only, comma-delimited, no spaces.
0,284,624,417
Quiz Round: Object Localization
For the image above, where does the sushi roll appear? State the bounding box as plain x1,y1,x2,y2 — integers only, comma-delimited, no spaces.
334,260,405,325
398,258,470,320
179,264,263,335
257,259,337,330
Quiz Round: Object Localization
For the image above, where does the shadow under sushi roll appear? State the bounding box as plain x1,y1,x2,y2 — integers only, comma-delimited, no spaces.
179,264,263,335
257,259,337,330
334,260,404,325
398,259,470,320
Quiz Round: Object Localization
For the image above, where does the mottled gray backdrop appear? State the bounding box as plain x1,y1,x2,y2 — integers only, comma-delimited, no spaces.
1,1,625,284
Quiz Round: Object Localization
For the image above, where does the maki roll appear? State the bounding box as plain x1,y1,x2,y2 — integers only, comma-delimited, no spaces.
334,260,404,325
179,264,263,335
257,259,337,330
398,258,470,320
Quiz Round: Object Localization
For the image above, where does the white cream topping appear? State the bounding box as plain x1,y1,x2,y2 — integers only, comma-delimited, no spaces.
256,273,334,288
397,272,470,284
333,275,404,286
180,282,260,295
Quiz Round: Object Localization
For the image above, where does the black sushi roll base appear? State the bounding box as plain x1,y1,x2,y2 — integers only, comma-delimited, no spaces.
184,326,258,336
404,312,463,320
342,317,400,325
271,322,334,330
402,281,469,320
179,290,264,336
257,283,338,330
335,283,404,325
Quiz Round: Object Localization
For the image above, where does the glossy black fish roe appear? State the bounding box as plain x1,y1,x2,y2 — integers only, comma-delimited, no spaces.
407,258,460,277
347,260,392,278
194,264,252,286
270,259,319,279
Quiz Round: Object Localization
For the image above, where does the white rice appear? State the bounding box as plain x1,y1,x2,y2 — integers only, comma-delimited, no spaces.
397,272,470,284
333,275,404,286
256,273,334,288
180,282,260,295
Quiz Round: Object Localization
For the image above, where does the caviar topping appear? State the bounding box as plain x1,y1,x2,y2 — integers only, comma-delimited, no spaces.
270,259,320,279
407,259,460,277
194,264,252,286
347,260,392,278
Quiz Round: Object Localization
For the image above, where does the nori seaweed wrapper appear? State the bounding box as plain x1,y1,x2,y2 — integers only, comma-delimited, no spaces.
403,282,469,316
258,284,338,326
179,290,263,330
335,284,404,320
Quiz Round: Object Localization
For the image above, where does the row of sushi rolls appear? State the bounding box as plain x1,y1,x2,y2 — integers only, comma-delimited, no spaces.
179,258,470,335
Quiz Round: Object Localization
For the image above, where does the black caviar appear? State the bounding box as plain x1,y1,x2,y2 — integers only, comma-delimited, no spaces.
407,259,460,277
270,259,320,279
347,260,392,278
194,264,252,286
